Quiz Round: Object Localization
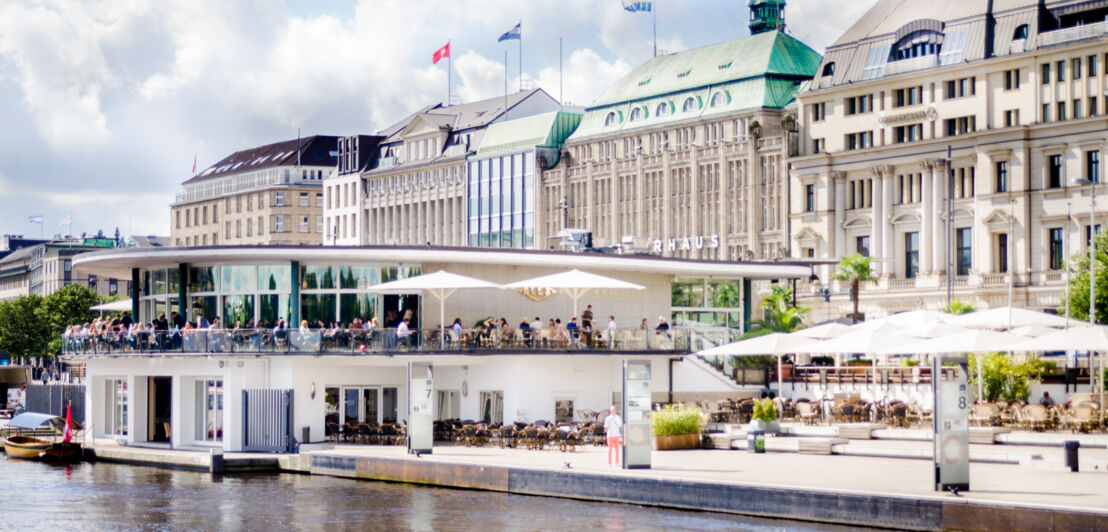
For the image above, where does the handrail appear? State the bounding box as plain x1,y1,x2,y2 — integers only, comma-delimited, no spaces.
61,326,694,356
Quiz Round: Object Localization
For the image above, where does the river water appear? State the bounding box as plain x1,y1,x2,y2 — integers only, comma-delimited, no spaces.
0,454,873,531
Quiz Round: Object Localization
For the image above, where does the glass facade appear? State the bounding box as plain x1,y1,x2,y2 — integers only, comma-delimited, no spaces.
671,279,742,328
467,151,535,249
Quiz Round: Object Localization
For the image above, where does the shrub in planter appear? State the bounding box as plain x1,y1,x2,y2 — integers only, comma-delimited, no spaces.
749,398,780,434
651,404,704,450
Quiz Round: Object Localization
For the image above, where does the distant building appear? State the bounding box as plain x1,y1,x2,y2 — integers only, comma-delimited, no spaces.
172,136,340,247
0,239,120,301
330,89,563,246
539,1,820,260
790,0,1108,318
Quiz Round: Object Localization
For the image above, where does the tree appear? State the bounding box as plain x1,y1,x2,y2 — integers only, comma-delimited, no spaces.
40,284,102,354
943,298,977,315
0,294,51,360
751,284,808,334
1064,228,1108,324
832,253,878,323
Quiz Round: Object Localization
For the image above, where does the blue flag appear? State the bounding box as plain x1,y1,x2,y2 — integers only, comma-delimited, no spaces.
622,1,651,12
498,22,521,42
28,215,43,224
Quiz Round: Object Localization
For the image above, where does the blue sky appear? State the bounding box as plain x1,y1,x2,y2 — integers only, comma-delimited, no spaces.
0,0,873,239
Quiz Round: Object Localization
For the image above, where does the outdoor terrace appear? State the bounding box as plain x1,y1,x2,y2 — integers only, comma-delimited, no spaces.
60,326,725,356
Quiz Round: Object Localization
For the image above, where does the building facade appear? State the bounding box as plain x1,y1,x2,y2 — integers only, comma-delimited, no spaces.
790,0,1108,319
538,4,820,260
0,239,125,301
172,136,340,247
336,90,563,247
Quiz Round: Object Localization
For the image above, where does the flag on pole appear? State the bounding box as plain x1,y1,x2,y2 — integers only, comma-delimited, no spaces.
192,153,197,174
28,215,43,224
498,22,521,42
622,1,652,12
59,215,71,228
63,402,73,443
432,42,450,64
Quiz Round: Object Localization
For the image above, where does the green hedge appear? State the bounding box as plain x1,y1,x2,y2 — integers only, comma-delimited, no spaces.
651,404,704,436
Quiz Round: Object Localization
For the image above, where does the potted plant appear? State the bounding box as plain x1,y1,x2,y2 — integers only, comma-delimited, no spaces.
749,398,779,434
650,403,704,450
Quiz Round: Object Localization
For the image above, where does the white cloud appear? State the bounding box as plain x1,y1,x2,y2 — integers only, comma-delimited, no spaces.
786,0,877,52
534,48,633,107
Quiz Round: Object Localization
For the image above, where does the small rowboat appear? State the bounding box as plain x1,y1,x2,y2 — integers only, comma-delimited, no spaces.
1,412,82,462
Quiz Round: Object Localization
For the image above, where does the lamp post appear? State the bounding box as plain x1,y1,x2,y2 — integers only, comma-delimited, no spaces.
1075,176,1098,400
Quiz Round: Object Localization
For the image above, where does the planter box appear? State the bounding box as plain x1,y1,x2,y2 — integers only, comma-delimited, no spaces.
652,433,700,450
748,419,780,434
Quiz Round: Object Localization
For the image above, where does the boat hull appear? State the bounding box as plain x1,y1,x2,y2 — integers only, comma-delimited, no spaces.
3,436,81,461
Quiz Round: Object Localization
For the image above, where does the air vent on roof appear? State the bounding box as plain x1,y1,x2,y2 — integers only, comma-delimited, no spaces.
718,61,732,70
677,69,691,78
638,77,651,86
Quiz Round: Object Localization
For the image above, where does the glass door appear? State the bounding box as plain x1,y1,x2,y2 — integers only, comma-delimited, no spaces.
341,386,392,425
363,388,379,424
194,378,223,443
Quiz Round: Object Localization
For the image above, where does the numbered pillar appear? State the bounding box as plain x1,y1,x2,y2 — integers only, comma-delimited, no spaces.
932,354,969,492
408,362,433,455
622,360,652,469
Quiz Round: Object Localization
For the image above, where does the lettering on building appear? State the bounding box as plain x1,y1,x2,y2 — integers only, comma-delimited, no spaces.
652,234,720,253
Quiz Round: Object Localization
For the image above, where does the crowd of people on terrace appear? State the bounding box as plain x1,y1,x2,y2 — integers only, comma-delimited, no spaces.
63,304,677,353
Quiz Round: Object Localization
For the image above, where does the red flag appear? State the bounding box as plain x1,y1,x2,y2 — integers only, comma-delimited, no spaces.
432,42,450,65
63,402,73,443
192,153,197,174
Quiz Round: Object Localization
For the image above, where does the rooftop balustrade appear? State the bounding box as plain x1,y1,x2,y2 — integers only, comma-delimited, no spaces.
61,326,698,357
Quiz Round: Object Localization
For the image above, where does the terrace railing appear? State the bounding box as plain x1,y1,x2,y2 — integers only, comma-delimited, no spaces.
61,326,693,356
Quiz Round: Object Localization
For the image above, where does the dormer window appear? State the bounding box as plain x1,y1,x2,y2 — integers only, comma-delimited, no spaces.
891,30,943,61
629,107,644,122
604,112,619,126
822,62,835,77
710,92,729,107
1013,24,1029,40
656,102,672,117
682,97,699,112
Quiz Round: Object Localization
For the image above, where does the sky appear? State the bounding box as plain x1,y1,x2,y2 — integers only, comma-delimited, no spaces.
0,0,874,240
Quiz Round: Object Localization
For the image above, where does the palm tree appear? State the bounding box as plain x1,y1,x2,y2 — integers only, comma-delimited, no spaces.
832,253,878,323
943,298,977,315
751,284,808,334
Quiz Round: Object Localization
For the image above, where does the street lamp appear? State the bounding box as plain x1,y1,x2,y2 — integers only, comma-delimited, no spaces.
1074,177,1097,326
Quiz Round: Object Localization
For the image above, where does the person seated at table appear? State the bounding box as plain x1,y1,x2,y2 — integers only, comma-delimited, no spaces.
396,317,414,346
518,317,532,346
531,316,542,334
566,317,580,338
299,320,311,335
1039,391,1055,406
655,316,670,333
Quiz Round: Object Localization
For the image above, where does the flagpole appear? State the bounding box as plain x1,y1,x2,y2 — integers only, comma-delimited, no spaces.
297,128,302,172
518,20,523,92
559,37,564,107
653,2,657,57
504,50,508,110
448,38,452,106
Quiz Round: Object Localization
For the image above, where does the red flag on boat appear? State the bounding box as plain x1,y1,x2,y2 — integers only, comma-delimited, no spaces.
63,402,73,443
432,42,450,64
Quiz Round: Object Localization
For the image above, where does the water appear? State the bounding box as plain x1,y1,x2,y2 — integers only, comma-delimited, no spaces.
0,454,871,531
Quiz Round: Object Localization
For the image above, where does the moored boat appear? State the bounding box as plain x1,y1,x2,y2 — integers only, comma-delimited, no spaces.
1,412,82,462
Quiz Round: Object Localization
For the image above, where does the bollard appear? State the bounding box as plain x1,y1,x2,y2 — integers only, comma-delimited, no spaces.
1063,440,1079,472
748,430,765,454
210,447,224,475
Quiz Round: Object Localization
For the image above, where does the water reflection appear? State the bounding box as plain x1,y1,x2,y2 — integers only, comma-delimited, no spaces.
0,455,873,531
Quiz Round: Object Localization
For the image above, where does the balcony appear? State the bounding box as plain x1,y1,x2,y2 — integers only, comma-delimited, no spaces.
61,327,697,357
881,55,938,77
1038,21,1108,48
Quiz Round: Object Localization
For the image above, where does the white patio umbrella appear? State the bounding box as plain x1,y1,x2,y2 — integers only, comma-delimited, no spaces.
1012,325,1108,416
700,332,815,392
1010,325,1065,338
368,270,502,347
950,306,1076,330
792,330,917,354
501,269,645,317
848,319,907,334
91,299,133,313
880,328,1026,401
883,310,956,328
900,322,967,339
789,322,853,340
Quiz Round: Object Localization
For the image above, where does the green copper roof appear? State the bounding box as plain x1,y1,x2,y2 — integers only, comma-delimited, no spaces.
475,111,582,156
571,31,819,141
590,31,820,107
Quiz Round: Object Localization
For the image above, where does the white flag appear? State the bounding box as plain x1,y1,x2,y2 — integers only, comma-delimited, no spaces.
59,215,71,228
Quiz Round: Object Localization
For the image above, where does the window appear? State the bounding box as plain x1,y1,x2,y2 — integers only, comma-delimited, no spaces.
1048,154,1064,188
710,92,728,107
194,379,223,443
629,107,644,121
1057,60,1065,82
257,216,264,235
805,184,815,212
235,220,241,238
104,379,127,437
822,62,835,77
299,215,309,233
846,131,872,150
996,161,1008,193
274,215,285,233
682,97,698,112
812,138,825,154
1057,101,1066,121
945,77,975,99
1090,97,1099,117
905,232,919,279
893,124,921,143
1049,227,1064,270
1041,63,1051,85
1042,103,1051,123
316,192,323,207
856,235,870,257
656,102,671,117
944,116,976,137
1087,150,1100,183
1087,224,1103,249
893,86,922,107
225,221,231,239
604,112,617,126
316,216,324,234
1004,109,1019,127
246,218,253,237
846,95,872,115
1014,24,1029,40
175,211,181,229
299,192,309,207
275,191,285,206
996,233,1008,273
811,102,826,122
955,228,971,276
1090,55,1099,77
1074,99,1082,119
1073,58,1082,80
1004,69,1020,90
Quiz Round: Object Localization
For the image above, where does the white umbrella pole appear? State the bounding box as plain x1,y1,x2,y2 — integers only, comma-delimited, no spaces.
777,354,783,394
977,356,983,402
440,295,445,349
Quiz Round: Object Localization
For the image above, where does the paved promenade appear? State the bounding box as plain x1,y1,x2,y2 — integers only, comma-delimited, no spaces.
315,441,1108,512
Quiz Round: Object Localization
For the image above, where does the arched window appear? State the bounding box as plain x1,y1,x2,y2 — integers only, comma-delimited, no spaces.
682,97,698,112
604,112,618,126
656,102,671,117
890,29,943,61
629,107,644,122
822,62,835,77
710,92,728,107
1013,24,1029,40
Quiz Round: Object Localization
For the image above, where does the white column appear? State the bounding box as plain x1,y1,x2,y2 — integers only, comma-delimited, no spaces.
833,172,846,257
881,168,894,276
932,160,947,274
870,168,884,275
920,161,934,275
